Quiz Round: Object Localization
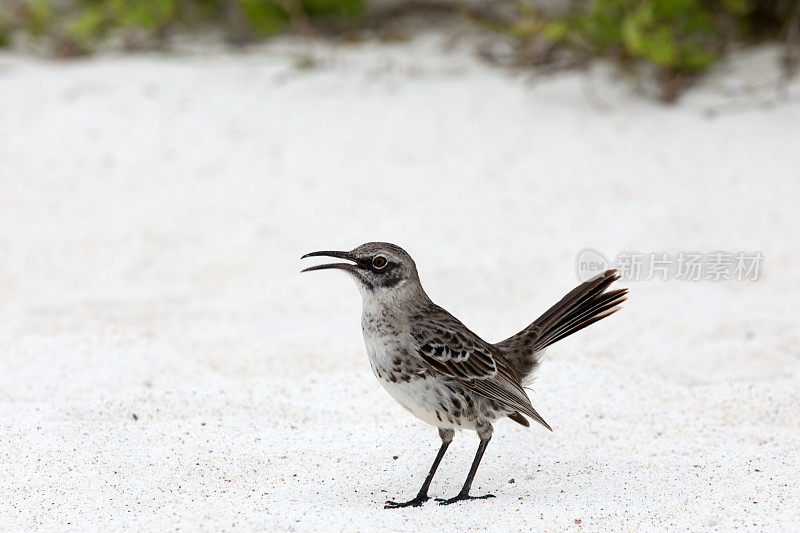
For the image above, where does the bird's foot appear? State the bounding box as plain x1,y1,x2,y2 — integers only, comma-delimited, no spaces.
435,492,495,506
384,494,430,509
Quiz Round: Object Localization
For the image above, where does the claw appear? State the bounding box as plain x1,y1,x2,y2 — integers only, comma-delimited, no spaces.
435,493,495,505
384,495,430,509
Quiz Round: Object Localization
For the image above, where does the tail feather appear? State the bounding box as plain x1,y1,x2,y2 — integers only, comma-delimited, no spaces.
496,269,627,382
538,287,628,348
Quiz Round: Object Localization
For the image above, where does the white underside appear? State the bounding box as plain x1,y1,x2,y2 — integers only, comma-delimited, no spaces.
377,375,463,428
361,311,471,430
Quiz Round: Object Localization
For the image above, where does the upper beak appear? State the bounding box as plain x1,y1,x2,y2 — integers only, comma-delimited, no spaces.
301,250,359,273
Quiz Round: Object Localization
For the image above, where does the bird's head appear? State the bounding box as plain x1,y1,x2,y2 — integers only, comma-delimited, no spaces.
302,242,424,304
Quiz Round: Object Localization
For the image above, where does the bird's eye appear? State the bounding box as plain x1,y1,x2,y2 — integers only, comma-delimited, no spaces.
372,256,388,269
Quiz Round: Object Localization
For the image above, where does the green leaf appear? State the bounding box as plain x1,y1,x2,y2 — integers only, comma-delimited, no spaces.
642,26,677,66
724,0,752,16
27,0,54,38
653,0,695,19
543,20,568,42
303,0,363,17
621,13,644,54
681,45,717,71
67,5,108,48
116,0,176,30
237,0,288,36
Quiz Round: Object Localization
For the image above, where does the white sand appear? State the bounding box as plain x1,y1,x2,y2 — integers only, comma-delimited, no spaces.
1,36,799,531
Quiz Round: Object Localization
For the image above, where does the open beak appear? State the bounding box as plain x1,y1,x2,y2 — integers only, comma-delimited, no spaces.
301,250,359,273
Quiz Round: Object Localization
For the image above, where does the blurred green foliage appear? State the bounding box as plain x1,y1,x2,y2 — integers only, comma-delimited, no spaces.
511,0,799,100
0,0,364,55
0,0,797,100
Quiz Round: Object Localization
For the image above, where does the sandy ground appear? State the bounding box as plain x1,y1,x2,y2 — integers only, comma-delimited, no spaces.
1,36,799,531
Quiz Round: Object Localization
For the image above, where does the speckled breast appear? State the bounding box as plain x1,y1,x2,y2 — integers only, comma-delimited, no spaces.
360,311,491,430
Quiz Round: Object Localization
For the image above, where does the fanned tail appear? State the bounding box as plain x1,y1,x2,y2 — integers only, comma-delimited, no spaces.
496,269,627,383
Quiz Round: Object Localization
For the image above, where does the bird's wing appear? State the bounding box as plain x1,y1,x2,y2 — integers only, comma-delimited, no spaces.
410,308,552,431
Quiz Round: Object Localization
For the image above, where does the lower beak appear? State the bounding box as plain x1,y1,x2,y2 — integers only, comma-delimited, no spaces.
301,250,358,273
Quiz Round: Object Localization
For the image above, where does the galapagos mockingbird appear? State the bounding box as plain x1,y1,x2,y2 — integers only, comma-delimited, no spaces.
302,242,626,507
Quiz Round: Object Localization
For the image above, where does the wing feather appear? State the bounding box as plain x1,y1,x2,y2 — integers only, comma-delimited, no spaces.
411,306,552,431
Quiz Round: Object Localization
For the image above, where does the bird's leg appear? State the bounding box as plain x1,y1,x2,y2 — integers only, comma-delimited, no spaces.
385,428,453,509
437,424,495,505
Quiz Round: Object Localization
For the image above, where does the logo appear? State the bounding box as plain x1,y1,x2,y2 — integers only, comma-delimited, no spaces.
575,248,611,282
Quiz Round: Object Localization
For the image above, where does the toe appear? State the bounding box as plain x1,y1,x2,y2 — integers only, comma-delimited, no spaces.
436,493,495,505
384,496,429,509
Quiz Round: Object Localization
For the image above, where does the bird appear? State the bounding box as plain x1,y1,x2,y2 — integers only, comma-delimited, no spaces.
301,242,627,507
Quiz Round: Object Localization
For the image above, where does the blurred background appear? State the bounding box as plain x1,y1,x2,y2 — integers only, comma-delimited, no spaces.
1,0,799,530
2,0,800,100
